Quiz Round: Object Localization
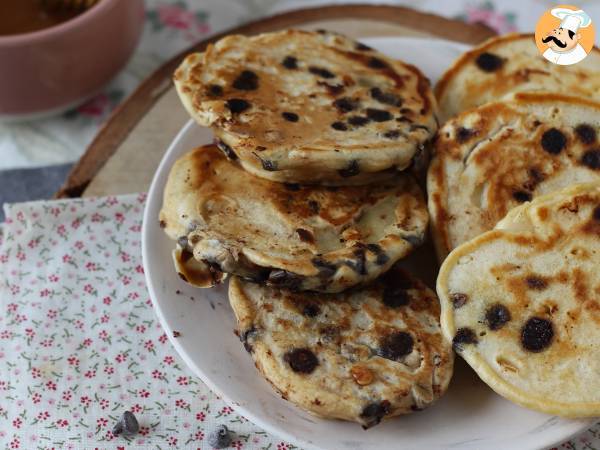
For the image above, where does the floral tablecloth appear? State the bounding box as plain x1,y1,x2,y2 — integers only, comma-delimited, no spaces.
2,0,600,170
0,195,599,449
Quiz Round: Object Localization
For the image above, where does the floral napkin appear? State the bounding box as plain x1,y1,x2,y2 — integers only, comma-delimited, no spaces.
0,194,598,449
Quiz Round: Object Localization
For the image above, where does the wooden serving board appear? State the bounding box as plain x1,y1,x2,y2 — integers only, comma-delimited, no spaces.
56,4,496,198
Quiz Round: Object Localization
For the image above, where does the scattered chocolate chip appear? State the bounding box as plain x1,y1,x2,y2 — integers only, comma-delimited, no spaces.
383,130,401,139
366,108,393,122
331,121,348,131
112,411,139,436
541,128,567,155
282,111,299,122
575,124,597,145
208,425,232,449
260,159,277,171
296,228,314,243
526,276,548,290
282,55,298,69
309,66,335,79
452,327,478,350
333,97,358,113
308,200,320,214
521,317,554,352
207,84,223,97
475,52,504,72
338,160,360,178
378,331,414,361
303,304,320,317
225,98,250,114
173,331,181,337
348,116,370,127
360,400,391,429
284,348,319,373
312,257,337,277
268,270,303,291
582,149,600,169
232,70,259,91
355,42,372,51
344,248,367,275
370,87,402,106
451,293,468,309
485,304,511,331
367,57,388,69
256,145,267,151
456,127,475,143
513,190,532,203
366,243,389,265
216,139,238,160
284,183,301,191
594,206,600,221
159,220,167,229
318,82,345,95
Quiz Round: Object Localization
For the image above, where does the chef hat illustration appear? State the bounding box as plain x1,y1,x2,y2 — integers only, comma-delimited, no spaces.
551,8,592,33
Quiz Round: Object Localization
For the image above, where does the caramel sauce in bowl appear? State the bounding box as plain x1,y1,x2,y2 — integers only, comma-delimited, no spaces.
0,0,144,120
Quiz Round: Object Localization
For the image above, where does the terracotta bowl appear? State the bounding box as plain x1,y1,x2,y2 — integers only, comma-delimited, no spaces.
0,0,145,120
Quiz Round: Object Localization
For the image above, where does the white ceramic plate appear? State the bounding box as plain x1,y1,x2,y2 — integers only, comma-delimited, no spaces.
142,37,591,450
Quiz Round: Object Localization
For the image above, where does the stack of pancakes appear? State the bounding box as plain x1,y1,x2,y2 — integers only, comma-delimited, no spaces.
431,34,600,417
161,30,600,427
161,29,453,428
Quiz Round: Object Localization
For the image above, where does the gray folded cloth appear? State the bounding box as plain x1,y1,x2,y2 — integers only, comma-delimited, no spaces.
0,163,73,222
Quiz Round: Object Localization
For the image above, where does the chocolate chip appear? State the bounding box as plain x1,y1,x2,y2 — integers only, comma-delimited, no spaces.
366,243,389,265
367,57,388,69
331,121,348,131
541,128,567,155
355,42,372,51
282,112,299,122
594,206,600,221
382,284,409,308
311,257,337,277
232,70,259,91
261,159,277,171
303,304,320,317
582,149,600,169
452,328,478,350
268,270,303,291
333,97,358,113
240,327,257,353
344,248,367,275
207,84,223,97
225,98,250,114
282,55,298,69
513,190,532,203
456,127,474,143
296,228,314,243
384,130,400,139
159,220,167,229
360,400,391,429
451,293,468,309
338,160,360,177
308,200,320,214
378,331,414,361
370,87,402,106
575,124,597,145
309,66,335,79
318,82,345,95
284,348,318,373
284,183,301,191
366,108,393,122
526,276,547,290
348,116,370,127
521,317,554,352
485,304,511,331
475,52,504,72
216,139,238,160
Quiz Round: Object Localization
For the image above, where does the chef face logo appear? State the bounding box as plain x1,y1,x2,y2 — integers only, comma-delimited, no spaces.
535,5,595,65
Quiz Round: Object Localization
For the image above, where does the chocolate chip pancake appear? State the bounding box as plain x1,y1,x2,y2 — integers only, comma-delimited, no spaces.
160,145,428,293
229,266,453,427
173,29,437,185
428,93,600,260
435,33,600,122
437,182,600,417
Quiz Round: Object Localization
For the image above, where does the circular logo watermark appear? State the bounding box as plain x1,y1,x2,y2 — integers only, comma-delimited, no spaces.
535,4,595,66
